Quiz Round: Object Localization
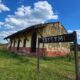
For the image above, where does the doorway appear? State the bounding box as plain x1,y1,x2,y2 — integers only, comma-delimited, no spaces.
31,32,37,52
17,40,20,51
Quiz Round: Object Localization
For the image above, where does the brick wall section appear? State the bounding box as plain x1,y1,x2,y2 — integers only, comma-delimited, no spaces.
8,47,46,56
8,47,70,57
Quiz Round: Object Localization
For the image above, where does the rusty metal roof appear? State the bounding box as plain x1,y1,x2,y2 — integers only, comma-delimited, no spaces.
4,22,67,39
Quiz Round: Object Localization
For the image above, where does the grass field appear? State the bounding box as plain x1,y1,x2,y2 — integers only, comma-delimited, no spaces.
0,50,80,80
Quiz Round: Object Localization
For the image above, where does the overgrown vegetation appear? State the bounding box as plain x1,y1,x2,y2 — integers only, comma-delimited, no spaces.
0,50,80,80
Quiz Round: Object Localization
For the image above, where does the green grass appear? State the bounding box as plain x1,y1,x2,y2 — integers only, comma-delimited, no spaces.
0,50,80,80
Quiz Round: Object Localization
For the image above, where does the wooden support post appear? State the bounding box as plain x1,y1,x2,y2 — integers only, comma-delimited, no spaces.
37,39,40,72
73,31,79,80
10,39,12,50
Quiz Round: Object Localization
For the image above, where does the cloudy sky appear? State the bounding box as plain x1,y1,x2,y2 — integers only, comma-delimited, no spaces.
0,0,80,44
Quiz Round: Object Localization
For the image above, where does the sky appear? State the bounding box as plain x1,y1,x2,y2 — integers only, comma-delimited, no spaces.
0,0,80,44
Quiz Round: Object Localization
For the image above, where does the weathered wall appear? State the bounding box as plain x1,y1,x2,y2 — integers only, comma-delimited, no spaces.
36,22,70,57
8,22,70,57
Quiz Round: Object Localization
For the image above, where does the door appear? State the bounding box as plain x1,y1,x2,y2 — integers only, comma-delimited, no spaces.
17,40,20,51
31,32,37,52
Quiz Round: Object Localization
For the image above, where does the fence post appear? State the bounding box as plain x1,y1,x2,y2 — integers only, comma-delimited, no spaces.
73,31,79,80
37,38,40,72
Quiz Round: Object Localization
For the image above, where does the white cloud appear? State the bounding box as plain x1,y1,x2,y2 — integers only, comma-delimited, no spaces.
0,1,58,29
76,30,80,40
0,1,58,43
0,30,17,43
0,31,17,38
68,30,80,44
0,3,10,13
0,21,3,25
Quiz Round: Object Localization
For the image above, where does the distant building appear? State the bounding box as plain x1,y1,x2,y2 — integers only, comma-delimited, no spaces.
5,22,70,57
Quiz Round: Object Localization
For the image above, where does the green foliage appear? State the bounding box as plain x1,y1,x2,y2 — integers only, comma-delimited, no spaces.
0,50,80,80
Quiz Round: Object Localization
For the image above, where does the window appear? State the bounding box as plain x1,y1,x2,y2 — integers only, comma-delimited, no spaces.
23,39,26,47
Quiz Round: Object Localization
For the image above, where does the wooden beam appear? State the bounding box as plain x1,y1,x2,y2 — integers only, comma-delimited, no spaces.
73,31,79,80
37,39,40,72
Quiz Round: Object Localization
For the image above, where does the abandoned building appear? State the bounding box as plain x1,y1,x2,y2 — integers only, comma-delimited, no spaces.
5,22,70,57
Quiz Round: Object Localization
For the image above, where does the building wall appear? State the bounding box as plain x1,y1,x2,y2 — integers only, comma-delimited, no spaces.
36,22,70,57
8,22,70,57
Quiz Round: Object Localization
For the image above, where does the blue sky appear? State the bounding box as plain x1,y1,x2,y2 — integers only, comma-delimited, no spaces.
0,0,80,44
